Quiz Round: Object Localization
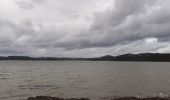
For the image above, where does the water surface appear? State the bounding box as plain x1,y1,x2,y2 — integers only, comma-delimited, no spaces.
0,61,170,100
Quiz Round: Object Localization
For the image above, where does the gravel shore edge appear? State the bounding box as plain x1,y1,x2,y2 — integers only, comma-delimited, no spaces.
27,96,170,100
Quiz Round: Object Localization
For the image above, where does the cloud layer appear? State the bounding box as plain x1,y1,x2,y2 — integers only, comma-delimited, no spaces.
0,0,170,57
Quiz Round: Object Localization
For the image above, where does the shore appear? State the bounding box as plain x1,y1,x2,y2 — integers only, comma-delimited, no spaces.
27,96,90,100
27,96,170,100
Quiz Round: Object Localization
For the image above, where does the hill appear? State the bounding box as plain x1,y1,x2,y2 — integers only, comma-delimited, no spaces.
0,53,170,62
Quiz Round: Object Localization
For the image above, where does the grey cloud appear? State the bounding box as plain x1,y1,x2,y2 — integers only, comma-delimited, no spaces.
91,0,156,29
0,0,170,57
16,1,35,10
47,0,170,51
88,0,170,48
16,0,46,10
0,18,17,46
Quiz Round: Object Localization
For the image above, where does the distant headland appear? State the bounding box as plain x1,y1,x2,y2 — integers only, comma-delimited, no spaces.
1,53,170,62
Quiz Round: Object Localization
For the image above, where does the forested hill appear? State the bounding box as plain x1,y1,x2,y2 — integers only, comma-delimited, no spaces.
0,53,170,62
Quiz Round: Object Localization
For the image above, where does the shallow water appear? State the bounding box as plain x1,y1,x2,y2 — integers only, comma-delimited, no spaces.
0,61,170,100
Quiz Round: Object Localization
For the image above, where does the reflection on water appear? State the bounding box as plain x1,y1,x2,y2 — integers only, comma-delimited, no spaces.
0,61,170,100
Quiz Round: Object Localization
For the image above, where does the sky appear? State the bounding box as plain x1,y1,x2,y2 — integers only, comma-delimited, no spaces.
0,0,170,57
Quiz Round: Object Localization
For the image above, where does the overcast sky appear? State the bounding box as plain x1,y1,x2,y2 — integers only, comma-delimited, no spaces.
0,0,170,57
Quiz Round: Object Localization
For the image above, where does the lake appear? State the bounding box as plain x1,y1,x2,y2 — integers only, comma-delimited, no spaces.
0,61,170,100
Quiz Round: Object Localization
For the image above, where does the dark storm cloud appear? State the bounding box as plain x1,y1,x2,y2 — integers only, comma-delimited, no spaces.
89,0,170,47
32,0,170,50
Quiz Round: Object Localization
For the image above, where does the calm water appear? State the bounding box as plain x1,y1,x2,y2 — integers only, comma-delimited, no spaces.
0,61,170,100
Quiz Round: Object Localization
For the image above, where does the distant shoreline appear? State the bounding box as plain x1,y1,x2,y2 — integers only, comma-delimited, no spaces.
1,53,170,62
